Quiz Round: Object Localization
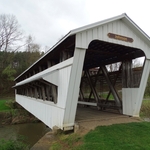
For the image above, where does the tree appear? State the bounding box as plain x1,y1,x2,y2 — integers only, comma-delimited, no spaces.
0,14,23,52
25,35,41,52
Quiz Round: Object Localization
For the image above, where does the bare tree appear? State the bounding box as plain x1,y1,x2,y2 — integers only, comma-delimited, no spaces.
25,35,41,52
0,14,23,52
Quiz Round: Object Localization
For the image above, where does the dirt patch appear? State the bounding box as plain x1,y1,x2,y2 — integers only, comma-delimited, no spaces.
76,116,141,135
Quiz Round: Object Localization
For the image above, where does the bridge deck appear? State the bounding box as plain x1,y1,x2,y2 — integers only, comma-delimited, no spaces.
75,106,140,131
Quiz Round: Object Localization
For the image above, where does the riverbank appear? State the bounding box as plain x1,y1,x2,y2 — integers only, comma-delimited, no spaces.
0,122,51,148
0,109,39,126
0,99,48,148
0,99,39,126
31,115,142,150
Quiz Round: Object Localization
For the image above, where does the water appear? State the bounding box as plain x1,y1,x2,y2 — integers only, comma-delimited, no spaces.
0,122,51,147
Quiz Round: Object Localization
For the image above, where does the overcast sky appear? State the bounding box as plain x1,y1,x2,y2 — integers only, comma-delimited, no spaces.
0,0,150,51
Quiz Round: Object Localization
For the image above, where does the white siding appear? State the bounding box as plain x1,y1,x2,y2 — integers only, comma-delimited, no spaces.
15,58,73,87
63,48,86,127
122,88,138,116
133,59,150,116
76,19,150,58
16,59,73,129
122,60,150,117
57,66,71,108
16,95,64,129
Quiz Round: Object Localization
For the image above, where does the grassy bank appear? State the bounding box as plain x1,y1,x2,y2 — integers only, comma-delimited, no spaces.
50,122,150,150
0,99,39,125
140,100,150,118
0,99,12,111
0,138,29,150
50,100,150,150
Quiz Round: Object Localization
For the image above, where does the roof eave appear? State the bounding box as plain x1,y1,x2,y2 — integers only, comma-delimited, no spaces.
15,31,72,81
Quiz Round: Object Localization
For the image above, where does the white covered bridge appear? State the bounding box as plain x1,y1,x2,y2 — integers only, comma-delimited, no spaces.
14,13,150,131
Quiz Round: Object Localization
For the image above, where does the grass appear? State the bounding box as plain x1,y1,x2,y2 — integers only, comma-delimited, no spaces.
50,133,83,150
50,122,150,150
140,100,150,118
0,137,29,150
0,99,11,111
50,99,150,150
77,122,150,150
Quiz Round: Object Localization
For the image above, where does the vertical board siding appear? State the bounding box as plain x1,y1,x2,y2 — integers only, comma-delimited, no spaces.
122,88,138,116
43,70,59,86
16,61,72,129
76,19,150,58
123,60,150,117
133,59,150,116
57,66,71,108
16,95,65,129
63,48,86,127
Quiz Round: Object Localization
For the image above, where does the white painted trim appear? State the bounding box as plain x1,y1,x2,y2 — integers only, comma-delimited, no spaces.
17,94,66,109
16,94,65,129
15,57,73,87
63,47,86,125
133,59,150,116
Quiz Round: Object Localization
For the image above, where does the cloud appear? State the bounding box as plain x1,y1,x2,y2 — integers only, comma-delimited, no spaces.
0,0,150,50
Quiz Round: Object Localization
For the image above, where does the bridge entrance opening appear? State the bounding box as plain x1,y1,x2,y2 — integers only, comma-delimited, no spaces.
77,40,145,115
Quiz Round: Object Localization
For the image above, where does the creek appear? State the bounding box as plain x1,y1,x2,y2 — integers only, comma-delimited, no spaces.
0,122,51,147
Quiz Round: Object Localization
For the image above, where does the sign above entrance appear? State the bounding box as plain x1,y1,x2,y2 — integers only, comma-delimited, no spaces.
107,33,133,43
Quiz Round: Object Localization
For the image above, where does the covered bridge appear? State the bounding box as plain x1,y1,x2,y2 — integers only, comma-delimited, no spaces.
14,13,150,131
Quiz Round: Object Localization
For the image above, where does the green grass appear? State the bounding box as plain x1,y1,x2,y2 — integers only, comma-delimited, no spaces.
50,122,150,150
0,100,11,111
76,122,150,150
140,100,150,117
0,138,29,150
50,133,83,150
100,92,114,100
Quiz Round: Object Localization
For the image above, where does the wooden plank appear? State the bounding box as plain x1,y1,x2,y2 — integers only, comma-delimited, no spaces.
34,87,38,99
122,61,127,88
105,63,122,102
52,86,57,104
86,70,99,102
47,60,51,68
41,86,46,100
101,65,121,108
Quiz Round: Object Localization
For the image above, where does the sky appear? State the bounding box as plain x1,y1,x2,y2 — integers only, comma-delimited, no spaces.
0,0,150,51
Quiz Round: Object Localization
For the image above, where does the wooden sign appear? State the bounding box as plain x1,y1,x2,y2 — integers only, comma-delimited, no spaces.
107,33,133,43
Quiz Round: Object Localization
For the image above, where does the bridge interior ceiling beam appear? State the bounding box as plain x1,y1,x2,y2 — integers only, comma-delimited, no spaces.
83,40,145,70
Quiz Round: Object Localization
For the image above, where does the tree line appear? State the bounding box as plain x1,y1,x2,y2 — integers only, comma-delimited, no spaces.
0,14,45,96
0,51,43,95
